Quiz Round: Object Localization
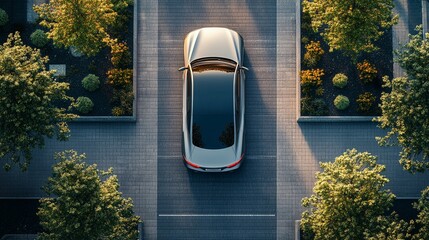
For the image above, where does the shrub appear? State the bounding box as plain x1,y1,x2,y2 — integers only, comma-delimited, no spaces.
301,69,324,96
304,41,324,67
301,97,329,116
0,8,8,26
112,89,134,115
30,29,49,48
357,60,377,84
301,36,309,45
334,95,350,110
110,41,131,68
332,73,348,88
74,97,94,114
82,74,100,92
112,107,125,116
107,68,133,88
110,0,133,33
301,69,324,88
356,92,376,113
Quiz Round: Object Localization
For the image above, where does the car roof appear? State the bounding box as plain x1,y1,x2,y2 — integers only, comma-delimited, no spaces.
191,61,235,149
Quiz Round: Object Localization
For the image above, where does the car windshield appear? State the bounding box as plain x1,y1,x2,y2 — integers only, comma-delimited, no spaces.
191,60,235,149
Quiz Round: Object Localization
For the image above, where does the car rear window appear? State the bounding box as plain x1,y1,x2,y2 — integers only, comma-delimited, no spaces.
192,62,235,149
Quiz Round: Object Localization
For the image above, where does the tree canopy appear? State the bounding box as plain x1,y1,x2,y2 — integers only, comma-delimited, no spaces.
376,27,429,173
301,149,405,240
0,32,76,171
411,186,429,240
302,0,397,56
33,0,118,56
37,150,140,240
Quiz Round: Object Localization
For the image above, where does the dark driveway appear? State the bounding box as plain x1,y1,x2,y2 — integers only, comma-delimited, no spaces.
157,0,277,239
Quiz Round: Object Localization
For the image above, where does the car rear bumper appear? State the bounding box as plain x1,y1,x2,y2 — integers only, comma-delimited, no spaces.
183,157,242,172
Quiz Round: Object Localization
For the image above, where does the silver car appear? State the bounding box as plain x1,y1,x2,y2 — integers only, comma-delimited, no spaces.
179,27,247,172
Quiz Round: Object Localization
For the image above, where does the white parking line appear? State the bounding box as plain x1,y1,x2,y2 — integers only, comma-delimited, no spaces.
158,214,276,217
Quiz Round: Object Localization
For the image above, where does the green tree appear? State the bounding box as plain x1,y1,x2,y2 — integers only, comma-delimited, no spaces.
37,150,140,240
301,149,406,240
33,0,117,56
410,186,429,240
0,32,76,171
302,0,397,56
376,27,429,173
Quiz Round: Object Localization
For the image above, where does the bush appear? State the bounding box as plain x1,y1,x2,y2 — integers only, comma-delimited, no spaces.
74,97,94,114
301,69,324,96
356,92,376,113
112,89,134,115
0,8,8,26
107,68,133,88
304,41,324,67
82,74,100,92
110,0,133,33
301,36,309,45
301,97,329,116
112,107,125,116
332,73,348,88
110,41,131,68
30,29,49,48
334,95,350,110
357,60,377,84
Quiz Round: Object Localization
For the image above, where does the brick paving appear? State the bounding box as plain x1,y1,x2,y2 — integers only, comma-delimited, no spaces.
0,0,428,240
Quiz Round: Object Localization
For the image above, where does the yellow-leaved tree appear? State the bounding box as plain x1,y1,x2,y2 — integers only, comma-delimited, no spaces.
33,0,118,56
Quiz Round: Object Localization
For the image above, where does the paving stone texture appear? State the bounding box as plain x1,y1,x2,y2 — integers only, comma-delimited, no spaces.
0,0,428,239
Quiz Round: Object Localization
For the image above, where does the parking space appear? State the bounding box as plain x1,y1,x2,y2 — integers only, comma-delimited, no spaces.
157,0,277,239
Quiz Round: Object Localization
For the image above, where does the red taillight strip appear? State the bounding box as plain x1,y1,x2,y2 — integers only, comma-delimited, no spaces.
183,155,200,168
227,153,244,168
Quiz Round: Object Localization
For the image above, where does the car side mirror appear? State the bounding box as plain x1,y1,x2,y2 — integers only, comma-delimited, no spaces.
178,67,188,71
241,66,249,71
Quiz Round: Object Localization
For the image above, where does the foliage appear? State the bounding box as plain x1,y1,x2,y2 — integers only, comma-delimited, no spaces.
302,36,309,45
301,97,329,116
357,60,378,84
302,0,397,56
301,69,324,96
0,32,76,171
334,95,350,110
304,41,324,67
107,68,133,88
107,39,132,68
0,8,9,26
30,29,49,48
82,74,100,92
33,0,117,56
112,88,134,115
37,150,140,240
411,186,429,240
376,28,429,173
107,67,133,116
74,96,94,114
112,106,125,116
357,92,376,113
332,73,348,88
110,0,133,34
301,149,397,240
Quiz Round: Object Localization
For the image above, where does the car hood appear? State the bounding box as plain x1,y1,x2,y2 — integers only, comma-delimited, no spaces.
184,27,243,65
190,145,238,169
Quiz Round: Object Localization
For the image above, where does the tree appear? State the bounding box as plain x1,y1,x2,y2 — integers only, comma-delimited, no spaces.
37,150,140,240
0,32,76,171
33,0,117,56
410,186,429,240
302,0,397,56
301,149,406,240
376,27,429,173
